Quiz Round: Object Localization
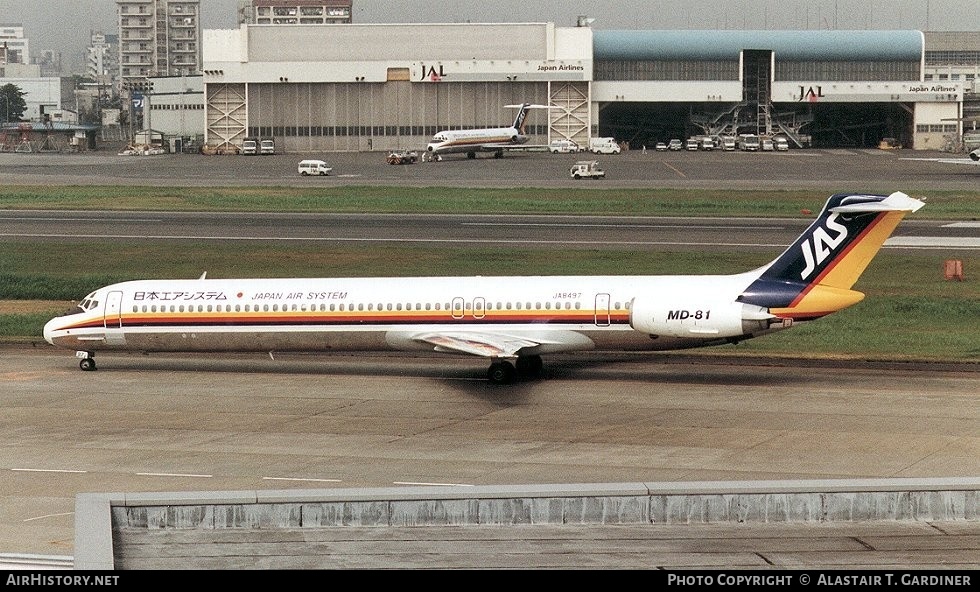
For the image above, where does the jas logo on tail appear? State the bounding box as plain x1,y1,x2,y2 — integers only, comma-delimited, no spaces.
800,214,849,280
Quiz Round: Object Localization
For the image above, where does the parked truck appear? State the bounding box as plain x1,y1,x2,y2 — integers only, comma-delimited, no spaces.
260,137,276,155
241,137,259,155
738,134,761,151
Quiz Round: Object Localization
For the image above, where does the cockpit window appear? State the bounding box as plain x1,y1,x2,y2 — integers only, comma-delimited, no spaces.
72,293,100,314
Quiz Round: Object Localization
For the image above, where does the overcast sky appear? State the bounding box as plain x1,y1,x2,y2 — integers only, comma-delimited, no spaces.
1,0,978,70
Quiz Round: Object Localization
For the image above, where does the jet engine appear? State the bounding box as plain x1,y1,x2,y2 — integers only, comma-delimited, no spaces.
629,299,774,339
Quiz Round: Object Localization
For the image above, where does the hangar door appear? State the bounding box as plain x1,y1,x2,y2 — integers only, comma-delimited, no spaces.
549,82,590,147
205,83,247,151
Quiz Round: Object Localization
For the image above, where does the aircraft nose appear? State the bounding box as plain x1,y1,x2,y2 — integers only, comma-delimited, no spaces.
43,317,58,345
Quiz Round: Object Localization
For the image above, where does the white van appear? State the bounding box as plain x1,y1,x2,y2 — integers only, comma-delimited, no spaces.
549,139,580,154
590,137,621,154
297,160,332,176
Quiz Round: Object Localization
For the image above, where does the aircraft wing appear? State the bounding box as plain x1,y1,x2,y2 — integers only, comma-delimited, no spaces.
414,332,540,358
477,141,527,151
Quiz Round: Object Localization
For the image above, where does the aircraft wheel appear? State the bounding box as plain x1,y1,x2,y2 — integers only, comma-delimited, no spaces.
494,150,503,158
79,357,97,372
516,355,543,377
487,361,516,384
467,152,476,159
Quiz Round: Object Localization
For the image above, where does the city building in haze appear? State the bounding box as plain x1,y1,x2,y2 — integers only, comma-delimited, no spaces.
116,0,201,82
239,1,353,25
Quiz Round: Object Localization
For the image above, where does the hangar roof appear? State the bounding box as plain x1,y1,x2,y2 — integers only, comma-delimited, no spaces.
593,30,924,61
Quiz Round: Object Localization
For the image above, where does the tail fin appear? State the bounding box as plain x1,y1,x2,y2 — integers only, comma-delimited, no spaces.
738,191,924,320
510,103,531,134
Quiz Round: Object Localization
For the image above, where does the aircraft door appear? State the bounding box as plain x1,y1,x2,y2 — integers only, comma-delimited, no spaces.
104,291,123,328
103,290,127,345
594,293,611,326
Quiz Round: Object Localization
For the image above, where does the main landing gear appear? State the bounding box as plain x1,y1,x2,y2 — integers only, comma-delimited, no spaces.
486,355,543,384
77,351,97,371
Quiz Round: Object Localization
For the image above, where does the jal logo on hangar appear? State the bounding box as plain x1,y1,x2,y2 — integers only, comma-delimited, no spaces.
419,64,446,81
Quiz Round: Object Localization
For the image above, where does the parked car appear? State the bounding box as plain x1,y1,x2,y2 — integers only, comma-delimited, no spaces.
569,160,605,179
761,138,775,151
298,159,332,176
655,142,668,151
668,139,683,151
549,139,581,154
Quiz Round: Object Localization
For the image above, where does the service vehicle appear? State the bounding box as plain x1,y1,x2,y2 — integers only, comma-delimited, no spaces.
569,160,605,179
298,159,332,176
762,138,775,151
700,137,715,151
386,150,419,164
685,138,699,151
589,137,621,154
549,139,580,154
668,139,683,151
655,142,668,151
260,138,276,155
721,136,736,151
773,136,789,151
241,137,258,155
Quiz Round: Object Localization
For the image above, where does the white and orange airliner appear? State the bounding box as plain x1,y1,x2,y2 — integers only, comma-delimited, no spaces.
44,191,923,383
425,103,551,159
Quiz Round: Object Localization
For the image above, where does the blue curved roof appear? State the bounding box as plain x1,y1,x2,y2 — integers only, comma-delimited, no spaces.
593,30,924,61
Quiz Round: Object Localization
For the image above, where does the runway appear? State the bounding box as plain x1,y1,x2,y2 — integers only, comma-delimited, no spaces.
1,347,978,562
1,210,976,252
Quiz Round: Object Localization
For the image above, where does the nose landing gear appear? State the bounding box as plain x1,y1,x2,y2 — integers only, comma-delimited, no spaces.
77,351,97,371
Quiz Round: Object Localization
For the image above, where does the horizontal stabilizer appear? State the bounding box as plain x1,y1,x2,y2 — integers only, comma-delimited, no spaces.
830,191,924,213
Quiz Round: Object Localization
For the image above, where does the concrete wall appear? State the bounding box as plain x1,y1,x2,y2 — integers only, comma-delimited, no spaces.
75,477,979,570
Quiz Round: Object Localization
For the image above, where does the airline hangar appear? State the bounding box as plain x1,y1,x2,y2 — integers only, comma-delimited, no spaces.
201,23,961,153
